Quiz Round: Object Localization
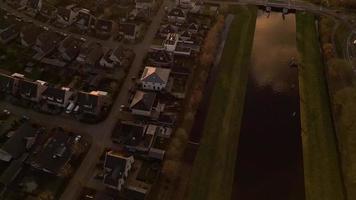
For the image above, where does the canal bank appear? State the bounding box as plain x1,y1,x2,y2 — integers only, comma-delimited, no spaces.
296,12,345,200
232,11,305,200
187,5,257,200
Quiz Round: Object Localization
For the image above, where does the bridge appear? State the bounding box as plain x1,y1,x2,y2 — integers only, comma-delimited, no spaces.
204,0,354,23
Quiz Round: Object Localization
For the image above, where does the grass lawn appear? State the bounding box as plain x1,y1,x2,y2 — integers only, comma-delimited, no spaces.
296,12,345,200
187,6,257,200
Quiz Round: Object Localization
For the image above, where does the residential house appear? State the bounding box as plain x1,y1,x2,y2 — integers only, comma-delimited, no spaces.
17,79,48,102
77,90,109,115
167,8,186,24
95,19,117,36
0,73,17,94
174,42,192,56
100,47,135,68
56,5,79,27
187,22,199,33
135,0,156,10
130,90,159,117
77,42,104,67
39,3,57,20
112,122,171,160
103,151,134,191
179,30,192,41
140,66,171,91
0,123,37,162
58,35,83,62
0,14,17,33
42,86,73,107
30,129,74,176
0,25,19,44
111,121,147,145
33,30,63,57
6,0,28,10
20,24,43,47
0,155,26,190
159,24,178,38
26,0,43,14
164,33,179,52
147,50,173,67
135,0,156,17
175,0,193,8
146,124,172,160
99,49,115,68
190,3,219,18
119,22,142,41
75,9,96,31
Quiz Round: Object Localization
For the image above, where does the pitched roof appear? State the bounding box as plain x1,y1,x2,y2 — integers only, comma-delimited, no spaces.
120,23,137,36
0,73,15,92
18,79,38,98
77,91,99,111
112,46,134,60
57,7,72,21
20,24,42,46
0,123,37,160
104,151,132,187
130,90,156,111
30,129,72,175
42,87,69,104
79,42,103,65
76,11,91,27
188,22,199,31
148,50,173,65
95,19,113,33
0,157,23,185
140,66,170,84
168,8,185,18
36,31,62,52
59,36,82,60
160,24,178,35
112,122,146,146
27,0,41,9
0,25,19,41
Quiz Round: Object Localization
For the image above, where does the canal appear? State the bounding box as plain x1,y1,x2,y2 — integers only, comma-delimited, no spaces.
232,12,305,200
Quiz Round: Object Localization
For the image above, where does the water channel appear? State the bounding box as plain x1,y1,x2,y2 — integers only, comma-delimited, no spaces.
232,11,305,200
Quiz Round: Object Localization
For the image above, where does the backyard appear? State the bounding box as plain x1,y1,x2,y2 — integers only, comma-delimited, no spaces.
187,5,257,200
296,12,345,200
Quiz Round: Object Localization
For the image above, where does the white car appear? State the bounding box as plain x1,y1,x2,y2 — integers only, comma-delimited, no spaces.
74,135,82,142
74,105,80,113
65,102,75,114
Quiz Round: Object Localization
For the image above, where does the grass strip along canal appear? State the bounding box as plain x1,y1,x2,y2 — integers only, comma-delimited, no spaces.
296,12,345,200
187,5,257,200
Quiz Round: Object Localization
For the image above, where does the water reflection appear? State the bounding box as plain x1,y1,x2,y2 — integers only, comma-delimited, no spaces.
232,12,305,200
251,12,298,93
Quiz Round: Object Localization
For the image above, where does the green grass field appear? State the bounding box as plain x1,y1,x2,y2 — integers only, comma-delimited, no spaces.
296,12,345,200
187,6,257,200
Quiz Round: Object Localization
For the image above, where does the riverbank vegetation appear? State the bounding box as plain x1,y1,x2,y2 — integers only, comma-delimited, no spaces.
296,12,345,200
307,0,356,8
319,14,356,200
187,6,257,200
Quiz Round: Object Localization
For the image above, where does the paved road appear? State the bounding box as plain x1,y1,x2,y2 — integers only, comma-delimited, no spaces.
0,0,169,199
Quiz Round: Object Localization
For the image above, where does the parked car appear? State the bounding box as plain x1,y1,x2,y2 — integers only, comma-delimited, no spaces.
66,102,75,114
